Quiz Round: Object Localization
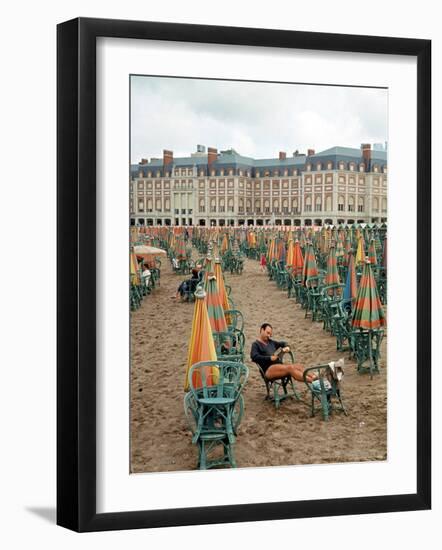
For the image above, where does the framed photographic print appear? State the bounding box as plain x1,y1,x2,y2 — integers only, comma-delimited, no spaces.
57,17,431,532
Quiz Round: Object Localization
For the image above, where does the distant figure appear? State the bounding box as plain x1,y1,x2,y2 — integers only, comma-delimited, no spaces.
173,267,201,300
260,253,267,272
250,323,317,383
142,266,151,287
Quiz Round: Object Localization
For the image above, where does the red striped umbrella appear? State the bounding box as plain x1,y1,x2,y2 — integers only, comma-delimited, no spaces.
382,236,387,269
175,235,186,260
214,259,231,321
293,240,304,276
352,260,386,330
205,274,228,334
368,239,378,265
324,243,341,288
343,250,358,305
302,242,319,285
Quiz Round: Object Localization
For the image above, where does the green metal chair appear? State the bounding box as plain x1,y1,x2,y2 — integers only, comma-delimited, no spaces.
212,331,245,362
186,361,248,469
303,363,347,421
351,328,384,378
254,350,302,409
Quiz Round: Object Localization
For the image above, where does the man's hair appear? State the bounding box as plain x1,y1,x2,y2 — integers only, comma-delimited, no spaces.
260,322,272,332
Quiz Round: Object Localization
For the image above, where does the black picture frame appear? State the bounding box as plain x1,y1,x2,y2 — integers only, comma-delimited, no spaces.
57,17,431,532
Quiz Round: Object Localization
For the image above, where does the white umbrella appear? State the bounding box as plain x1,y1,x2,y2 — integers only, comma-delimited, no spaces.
133,245,167,256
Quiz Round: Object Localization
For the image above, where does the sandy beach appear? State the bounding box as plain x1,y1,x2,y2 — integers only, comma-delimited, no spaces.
130,255,387,473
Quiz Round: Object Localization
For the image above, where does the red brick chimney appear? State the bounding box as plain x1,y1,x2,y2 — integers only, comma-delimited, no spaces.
163,149,173,166
139,158,148,165
361,143,371,171
307,149,315,156
279,151,286,160
208,147,218,167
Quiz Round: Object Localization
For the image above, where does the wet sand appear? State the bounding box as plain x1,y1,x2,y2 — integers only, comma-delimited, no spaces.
130,256,387,472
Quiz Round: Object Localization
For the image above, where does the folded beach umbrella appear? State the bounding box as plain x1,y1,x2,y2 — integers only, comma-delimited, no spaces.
221,233,229,254
214,259,230,314
368,239,378,265
324,243,341,287
382,236,388,269
205,274,229,334
184,287,218,391
286,239,295,269
292,240,304,276
343,250,357,305
355,236,365,265
130,250,140,284
302,242,319,285
351,260,386,331
336,236,345,262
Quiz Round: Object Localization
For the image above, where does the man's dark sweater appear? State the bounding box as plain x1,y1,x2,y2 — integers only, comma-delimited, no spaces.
250,338,287,373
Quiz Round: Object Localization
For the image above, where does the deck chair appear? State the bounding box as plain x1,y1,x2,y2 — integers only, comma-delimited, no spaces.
303,361,347,421
186,361,248,469
254,350,302,409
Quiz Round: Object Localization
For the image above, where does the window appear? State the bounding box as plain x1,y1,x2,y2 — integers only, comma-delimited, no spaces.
327,162,333,170
338,196,345,211
210,199,216,213
282,199,288,214
325,195,332,212
264,199,270,213
164,199,170,212
138,200,144,212
146,199,153,212
382,197,387,213
316,163,322,171
348,196,355,212
292,198,298,214
305,196,312,212
199,199,205,213
228,198,234,213
358,197,364,212
315,196,322,212
219,198,225,213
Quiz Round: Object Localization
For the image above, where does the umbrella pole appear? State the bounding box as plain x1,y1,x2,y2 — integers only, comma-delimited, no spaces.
368,329,374,380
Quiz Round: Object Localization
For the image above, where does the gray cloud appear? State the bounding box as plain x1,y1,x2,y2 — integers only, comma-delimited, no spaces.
130,76,387,162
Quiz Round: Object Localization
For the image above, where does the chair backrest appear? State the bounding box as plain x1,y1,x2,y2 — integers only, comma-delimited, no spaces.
188,361,249,400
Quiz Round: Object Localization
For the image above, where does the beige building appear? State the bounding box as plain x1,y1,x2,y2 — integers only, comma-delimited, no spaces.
130,144,387,227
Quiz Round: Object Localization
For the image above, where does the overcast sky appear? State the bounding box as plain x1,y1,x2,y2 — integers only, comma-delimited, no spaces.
130,75,388,163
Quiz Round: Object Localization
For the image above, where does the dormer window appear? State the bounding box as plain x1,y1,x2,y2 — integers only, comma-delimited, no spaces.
316,163,321,171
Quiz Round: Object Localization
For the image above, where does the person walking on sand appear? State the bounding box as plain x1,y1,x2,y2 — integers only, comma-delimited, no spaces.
250,323,317,383
259,253,267,272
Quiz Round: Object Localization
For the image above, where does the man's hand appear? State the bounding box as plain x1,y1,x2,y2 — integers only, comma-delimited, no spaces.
270,354,278,361
282,346,290,353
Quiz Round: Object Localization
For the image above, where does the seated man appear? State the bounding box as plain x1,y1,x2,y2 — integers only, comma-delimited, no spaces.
250,322,317,383
173,267,201,299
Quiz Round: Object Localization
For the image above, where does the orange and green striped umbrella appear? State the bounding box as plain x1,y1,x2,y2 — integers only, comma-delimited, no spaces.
302,242,318,285
221,233,229,254
293,240,304,276
336,236,345,262
214,259,230,317
343,250,357,304
351,260,386,330
368,239,378,265
184,287,218,391
286,239,295,269
324,243,341,287
382,236,387,269
175,235,186,259
205,274,228,334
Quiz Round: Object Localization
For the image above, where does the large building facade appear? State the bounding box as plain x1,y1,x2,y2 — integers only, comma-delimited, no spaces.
130,144,387,227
